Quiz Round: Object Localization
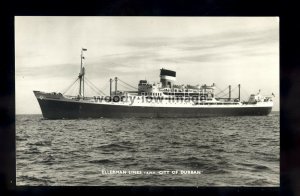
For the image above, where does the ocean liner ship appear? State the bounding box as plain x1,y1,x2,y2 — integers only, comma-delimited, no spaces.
34,49,274,119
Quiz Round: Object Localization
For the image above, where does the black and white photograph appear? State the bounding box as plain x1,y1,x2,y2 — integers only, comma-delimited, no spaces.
15,16,279,186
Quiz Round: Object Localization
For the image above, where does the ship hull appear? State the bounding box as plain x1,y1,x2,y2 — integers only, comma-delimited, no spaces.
36,97,272,119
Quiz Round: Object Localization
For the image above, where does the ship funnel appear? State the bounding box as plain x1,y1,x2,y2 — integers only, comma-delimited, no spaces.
160,68,176,88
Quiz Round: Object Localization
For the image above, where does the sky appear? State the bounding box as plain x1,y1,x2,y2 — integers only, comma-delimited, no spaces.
15,17,279,114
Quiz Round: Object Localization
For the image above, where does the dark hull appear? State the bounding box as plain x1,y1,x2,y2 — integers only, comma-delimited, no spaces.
36,98,272,119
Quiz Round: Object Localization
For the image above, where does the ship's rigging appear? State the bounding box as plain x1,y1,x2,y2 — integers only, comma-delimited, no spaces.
61,48,142,97
60,48,273,103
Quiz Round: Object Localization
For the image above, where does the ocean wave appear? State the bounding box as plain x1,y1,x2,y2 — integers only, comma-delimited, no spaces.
19,175,43,182
22,118,32,122
23,146,40,154
141,166,161,171
16,135,28,141
197,144,210,149
261,155,279,162
204,168,231,174
96,142,136,152
19,175,55,185
238,162,270,171
167,139,182,145
246,178,273,186
34,154,55,164
29,140,52,146
89,159,116,164
178,159,208,169
253,164,270,171
214,148,225,153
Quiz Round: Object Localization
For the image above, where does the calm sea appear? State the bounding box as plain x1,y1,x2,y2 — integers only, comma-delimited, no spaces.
16,112,279,186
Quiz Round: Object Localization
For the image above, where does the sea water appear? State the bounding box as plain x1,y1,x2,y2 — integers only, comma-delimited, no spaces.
16,112,279,186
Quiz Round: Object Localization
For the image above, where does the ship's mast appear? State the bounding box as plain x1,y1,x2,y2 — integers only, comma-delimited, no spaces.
238,84,241,100
229,85,231,101
78,48,87,98
115,77,118,95
109,78,113,96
